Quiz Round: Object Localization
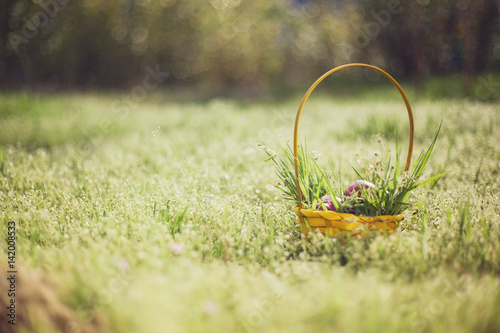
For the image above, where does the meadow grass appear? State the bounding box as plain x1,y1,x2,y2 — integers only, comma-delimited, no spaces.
0,91,499,332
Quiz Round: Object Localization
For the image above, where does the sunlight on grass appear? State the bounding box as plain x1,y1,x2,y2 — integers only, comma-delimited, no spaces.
0,92,499,332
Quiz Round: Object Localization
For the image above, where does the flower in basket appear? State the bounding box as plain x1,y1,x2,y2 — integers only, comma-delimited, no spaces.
261,123,448,218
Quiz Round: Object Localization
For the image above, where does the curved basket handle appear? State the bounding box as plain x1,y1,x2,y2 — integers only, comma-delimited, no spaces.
294,63,414,210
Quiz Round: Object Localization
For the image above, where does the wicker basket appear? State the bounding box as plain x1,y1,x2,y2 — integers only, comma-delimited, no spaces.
293,63,415,238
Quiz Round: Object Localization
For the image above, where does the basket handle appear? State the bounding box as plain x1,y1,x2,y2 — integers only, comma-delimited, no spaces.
293,63,415,210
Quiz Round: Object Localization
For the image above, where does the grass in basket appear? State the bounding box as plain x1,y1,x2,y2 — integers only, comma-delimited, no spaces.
261,124,448,216
259,141,341,211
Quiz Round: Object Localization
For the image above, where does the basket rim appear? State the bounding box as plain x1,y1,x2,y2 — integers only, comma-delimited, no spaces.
294,207,405,222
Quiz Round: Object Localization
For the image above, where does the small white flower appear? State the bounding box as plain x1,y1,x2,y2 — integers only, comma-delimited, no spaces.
152,126,160,136
312,150,321,160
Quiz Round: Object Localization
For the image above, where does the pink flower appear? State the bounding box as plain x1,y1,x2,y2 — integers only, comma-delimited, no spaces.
119,259,130,271
170,243,185,255
203,301,218,315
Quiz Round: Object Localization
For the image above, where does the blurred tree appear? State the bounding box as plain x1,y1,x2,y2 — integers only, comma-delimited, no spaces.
360,0,500,93
456,0,500,92
0,0,29,86
0,0,498,93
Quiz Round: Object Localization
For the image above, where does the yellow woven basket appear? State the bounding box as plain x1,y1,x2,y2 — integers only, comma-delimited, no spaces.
293,63,415,238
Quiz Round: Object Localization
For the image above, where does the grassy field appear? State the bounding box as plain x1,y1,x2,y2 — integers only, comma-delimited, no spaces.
0,90,499,333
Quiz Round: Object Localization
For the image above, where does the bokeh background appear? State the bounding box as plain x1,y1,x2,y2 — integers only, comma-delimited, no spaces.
2,2,500,333
1,0,499,96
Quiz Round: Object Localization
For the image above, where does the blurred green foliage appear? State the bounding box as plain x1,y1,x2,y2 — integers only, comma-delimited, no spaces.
0,0,499,94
